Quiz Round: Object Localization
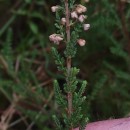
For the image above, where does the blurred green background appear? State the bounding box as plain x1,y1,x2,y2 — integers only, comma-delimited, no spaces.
0,0,130,130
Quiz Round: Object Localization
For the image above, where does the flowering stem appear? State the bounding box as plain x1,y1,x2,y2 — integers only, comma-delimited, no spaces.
65,0,73,129
50,1,90,129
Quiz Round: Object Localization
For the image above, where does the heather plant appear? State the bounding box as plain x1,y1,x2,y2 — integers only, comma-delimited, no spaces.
0,0,130,130
49,0,90,129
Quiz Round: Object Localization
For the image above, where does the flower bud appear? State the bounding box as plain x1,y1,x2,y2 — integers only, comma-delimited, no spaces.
83,24,90,31
77,39,86,46
71,11,78,19
51,5,59,12
61,18,66,25
78,15,87,23
49,34,63,45
84,0,89,3
75,4,87,14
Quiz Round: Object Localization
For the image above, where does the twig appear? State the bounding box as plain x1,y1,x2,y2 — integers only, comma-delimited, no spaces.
26,91,54,130
65,0,73,129
118,1,130,53
9,116,27,128
0,103,15,130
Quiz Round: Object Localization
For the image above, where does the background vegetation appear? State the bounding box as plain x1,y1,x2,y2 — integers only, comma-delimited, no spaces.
0,0,130,130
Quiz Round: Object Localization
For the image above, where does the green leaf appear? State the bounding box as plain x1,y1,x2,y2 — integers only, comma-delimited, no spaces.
54,80,67,107
52,115,63,130
25,0,32,3
78,81,87,97
29,22,38,34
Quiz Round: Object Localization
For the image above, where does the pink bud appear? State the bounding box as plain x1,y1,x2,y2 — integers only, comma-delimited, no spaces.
49,34,63,45
83,24,90,31
75,4,87,14
77,39,86,46
78,15,87,23
61,18,66,25
51,5,59,12
71,11,78,19
84,0,89,3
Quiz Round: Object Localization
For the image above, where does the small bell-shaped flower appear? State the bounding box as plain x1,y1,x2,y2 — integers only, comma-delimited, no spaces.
84,0,89,3
77,39,86,46
51,5,59,12
83,24,90,31
71,11,78,19
61,18,66,25
49,34,63,45
75,4,87,14
78,15,87,23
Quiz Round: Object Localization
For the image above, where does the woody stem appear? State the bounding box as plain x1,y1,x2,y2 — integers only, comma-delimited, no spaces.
65,0,73,130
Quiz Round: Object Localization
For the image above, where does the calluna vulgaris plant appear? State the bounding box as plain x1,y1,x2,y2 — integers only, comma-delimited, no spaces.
49,0,90,130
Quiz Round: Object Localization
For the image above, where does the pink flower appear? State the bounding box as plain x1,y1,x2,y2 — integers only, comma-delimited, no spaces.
49,34,63,45
51,5,59,12
77,39,86,46
61,18,66,25
75,4,87,14
71,11,78,19
78,15,87,23
83,24,90,31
